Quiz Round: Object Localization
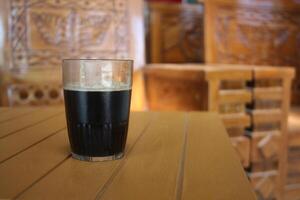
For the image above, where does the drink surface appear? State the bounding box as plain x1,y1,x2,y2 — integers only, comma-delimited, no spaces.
64,88,131,157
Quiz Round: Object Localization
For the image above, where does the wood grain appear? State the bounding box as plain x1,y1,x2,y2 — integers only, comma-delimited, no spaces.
0,107,10,113
253,87,283,101
181,112,256,200
0,109,256,199
219,89,252,104
204,0,300,104
0,130,70,199
249,170,278,199
208,80,220,112
205,68,252,81
0,114,66,162
252,161,278,172
0,107,63,138
285,184,300,200
221,113,251,128
252,109,282,125
17,112,154,200
147,3,204,63
289,133,300,148
250,131,281,163
150,9,161,63
287,159,300,185
231,136,250,168
98,112,187,200
278,78,293,199
0,107,35,123
254,67,295,80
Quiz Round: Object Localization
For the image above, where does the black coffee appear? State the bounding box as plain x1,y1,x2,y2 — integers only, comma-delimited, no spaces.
64,89,131,157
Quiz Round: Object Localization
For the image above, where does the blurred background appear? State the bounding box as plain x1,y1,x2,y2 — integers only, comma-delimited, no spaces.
0,0,299,199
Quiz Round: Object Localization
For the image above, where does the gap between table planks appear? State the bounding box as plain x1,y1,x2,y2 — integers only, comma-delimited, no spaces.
0,107,63,139
0,107,36,123
0,112,154,199
181,112,255,200
0,111,256,200
0,113,66,163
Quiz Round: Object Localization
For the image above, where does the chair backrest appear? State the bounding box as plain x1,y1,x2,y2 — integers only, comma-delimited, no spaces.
144,63,295,199
206,65,295,200
204,65,252,136
250,67,294,200
205,0,300,105
6,82,63,106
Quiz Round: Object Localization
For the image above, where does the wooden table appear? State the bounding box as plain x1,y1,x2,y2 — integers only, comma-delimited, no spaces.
0,107,256,200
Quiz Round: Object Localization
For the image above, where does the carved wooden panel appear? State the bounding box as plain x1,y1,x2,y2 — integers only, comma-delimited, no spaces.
205,0,300,104
147,3,204,63
6,83,63,106
8,0,130,73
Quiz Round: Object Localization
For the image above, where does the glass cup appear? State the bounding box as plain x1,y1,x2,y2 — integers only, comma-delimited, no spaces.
62,59,133,161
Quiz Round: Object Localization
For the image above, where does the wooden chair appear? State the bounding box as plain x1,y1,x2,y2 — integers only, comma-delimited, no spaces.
144,64,295,199
144,64,252,135
205,65,253,169
0,69,63,106
287,108,300,192
5,83,63,106
205,0,300,105
188,65,295,199
248,67,294,200
144,64,252,168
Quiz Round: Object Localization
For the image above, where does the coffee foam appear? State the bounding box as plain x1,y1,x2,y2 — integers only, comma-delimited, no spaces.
63,83,131,91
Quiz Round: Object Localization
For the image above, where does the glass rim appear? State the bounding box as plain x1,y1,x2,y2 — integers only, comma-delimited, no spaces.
62,58,134,63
